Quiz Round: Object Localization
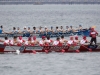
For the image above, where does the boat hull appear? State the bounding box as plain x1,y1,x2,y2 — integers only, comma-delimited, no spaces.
0,44,100,53
0,29,90,37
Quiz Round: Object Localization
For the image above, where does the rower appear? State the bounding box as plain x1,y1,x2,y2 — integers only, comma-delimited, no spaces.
67,36,75,46
31,36,39,46
60,35,67,45
78,25,83,31
22,26,28,33
74,36,80,44
33,27,37,34
24,37,31,46
53,37,60,46
27,27,31,33
39,36,46,46
10,36,19,45
3,37,10,45
17,27,21,33
8,27,17,34
18,36,25,45
45,36,53,46
50,26,54,32
90,28,98,45
38,26,43,33
60,26,64,32
55,26,60,32
69,26,75,33
0,25,3,33
80,36,88,45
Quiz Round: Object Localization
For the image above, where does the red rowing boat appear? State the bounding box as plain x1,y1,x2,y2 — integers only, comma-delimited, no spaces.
0,44,100,53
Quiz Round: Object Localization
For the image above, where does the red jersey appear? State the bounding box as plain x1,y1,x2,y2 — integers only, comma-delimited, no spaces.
90,31,98,38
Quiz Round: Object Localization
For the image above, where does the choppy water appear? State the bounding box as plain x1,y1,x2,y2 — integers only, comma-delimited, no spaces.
0,4,100,75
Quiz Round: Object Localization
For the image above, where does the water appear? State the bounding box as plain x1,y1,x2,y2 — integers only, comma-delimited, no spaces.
0,53,100,75
0,5,100,32
0,4,100,75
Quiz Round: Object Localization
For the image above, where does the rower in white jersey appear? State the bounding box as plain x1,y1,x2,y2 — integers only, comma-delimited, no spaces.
9,36,19,45
74,36,80,44
3,37,10,45
18,36,25,45
45,36,53,46
60,35,67,45
31,36,39,46
80,36,88,45
39,36,46,46
67,36,75,46
53,37,60,46
24,37,32,46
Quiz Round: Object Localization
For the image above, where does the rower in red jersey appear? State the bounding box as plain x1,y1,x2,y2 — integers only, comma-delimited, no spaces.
39,36,46,46
53,37,61,46
45,36,53,46
60,35,67,45
74,36,80,45
67,36,75,46
17,36,25,45
90,28,98,45
80,36,88,45
31,36,39,46
9,36,19,45
24,37,31,46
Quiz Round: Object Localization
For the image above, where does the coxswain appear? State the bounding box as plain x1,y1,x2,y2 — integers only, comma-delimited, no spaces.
80,36,88,45
45,36,53,46
67,36,75,46
3,37,10,45
0,25,5,33
31,36,39,46
39,36,46,46
60,35,67,45
9,36,19,45
53,37,60,46
90,28,98,45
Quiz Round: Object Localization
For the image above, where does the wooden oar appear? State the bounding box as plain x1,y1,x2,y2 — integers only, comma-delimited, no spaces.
81,44,92,52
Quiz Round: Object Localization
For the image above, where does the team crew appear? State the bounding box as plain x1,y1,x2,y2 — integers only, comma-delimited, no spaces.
0,34,98,46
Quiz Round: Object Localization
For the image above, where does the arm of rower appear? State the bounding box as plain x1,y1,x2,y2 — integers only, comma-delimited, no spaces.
0,39,4,42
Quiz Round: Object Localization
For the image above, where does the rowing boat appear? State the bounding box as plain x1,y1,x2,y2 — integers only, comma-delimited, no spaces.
0,44,100,53
0,29,90,37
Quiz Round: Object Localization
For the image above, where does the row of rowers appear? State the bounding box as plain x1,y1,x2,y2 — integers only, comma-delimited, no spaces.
0,35,88,46
1,25,84,34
